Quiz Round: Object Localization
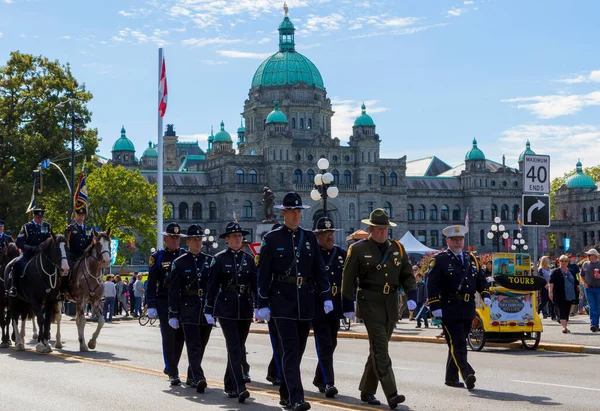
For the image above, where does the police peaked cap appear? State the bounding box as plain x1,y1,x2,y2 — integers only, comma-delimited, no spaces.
274,192,310,210
75,208,87,215
219,221,250,239
162,222,182,236
314,216,340,232
442,225,468,238
185,224,204,238
32,207,45,217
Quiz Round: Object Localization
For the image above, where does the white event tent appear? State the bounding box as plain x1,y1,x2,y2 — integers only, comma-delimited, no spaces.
399,231,438,254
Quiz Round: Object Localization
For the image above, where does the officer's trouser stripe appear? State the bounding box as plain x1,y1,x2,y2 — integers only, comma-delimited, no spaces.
442,324,465,381
268,323,282,376
314,331,327,383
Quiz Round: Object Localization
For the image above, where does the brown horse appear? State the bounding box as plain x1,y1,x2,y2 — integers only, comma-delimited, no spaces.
60,230,111,351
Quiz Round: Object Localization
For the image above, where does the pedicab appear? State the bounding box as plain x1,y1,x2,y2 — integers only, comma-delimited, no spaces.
468,252,546,351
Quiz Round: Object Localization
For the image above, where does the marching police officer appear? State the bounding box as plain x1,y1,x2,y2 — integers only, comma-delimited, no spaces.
311,217,354,398
0,220,14,255
8,207,53,297
168,224,213,393
61,208,93,298
427,225,491,390
341,208,416,409
205,221,257,403
147,222,186,383
256,192,333,411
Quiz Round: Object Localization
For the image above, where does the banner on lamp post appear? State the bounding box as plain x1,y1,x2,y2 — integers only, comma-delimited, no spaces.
110,239,119,267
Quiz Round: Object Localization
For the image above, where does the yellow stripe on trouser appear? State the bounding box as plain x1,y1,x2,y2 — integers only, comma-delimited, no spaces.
442,324,465,381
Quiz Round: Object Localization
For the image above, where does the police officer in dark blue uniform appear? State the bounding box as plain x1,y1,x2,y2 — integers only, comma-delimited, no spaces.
311,217,355,398
265,223,283,386
168,224,213,393
256,192,333,411
205,221,257,403
0,220,14,255
61,208,93,298
147,222,186,383
427,225,491,390
8,207,53,297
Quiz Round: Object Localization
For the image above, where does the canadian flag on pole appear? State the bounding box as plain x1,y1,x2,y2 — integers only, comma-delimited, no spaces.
158,54,168,118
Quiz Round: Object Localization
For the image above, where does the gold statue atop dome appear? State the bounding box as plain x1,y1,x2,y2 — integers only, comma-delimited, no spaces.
284,1,289,16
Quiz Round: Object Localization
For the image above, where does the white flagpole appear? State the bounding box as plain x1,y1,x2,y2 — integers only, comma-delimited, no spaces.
157,47,164,250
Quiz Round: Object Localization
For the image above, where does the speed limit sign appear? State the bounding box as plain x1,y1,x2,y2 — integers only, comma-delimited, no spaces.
523,154,550,194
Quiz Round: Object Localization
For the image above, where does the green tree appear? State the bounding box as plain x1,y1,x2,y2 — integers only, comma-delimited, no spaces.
0,51,99,235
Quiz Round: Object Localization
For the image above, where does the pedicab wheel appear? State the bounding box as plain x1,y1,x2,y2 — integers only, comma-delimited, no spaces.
150,317,158,326
521,331,541,350
467,313,486,351
138,315,150,326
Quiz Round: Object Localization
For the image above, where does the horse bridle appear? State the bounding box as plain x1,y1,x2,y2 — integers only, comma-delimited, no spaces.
37,240,68,291
91,236,111,262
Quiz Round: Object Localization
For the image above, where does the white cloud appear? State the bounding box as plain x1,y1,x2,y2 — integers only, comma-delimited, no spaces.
118,10,134,17
3,0,14,3
200,60,228,65
113,27,169,47
382,17,420,27
178,133,210,143
446,7,467,17
502,91,600,119
0,32,3,38
557,70,600,84
216,50,271,59
59,35,71,40
182,37,242,47
118,8,152,18
330,99,389,142
464,0,474,4
302,13,346,33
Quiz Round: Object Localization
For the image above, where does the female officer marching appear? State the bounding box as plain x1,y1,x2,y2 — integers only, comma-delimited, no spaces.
205,221,257,403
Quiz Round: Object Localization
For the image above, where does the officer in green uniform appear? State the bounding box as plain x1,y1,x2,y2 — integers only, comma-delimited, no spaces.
341,208,417,410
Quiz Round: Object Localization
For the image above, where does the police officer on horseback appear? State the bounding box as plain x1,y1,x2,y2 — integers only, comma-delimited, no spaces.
0,220,14,255
8,207,53,297
60,208,93,299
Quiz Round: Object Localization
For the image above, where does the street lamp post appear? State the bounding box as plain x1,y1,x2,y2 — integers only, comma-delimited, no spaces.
511,232,529,252
487,216,510,252
203,228,219,255
310,158,339,218
56,99,82,222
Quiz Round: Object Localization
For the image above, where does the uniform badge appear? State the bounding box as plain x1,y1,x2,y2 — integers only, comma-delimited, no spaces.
174,227,179,234
149,256,155,267
393,252,399,256
255,255,260,266
394,258,400,266
429,259,435,269
325,220,332,229
210,258,216,267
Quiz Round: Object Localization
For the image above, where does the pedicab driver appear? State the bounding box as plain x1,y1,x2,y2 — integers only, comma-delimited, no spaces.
426,225,491,390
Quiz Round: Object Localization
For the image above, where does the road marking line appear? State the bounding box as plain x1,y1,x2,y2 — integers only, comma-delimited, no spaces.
303,356,415,371
512,380,600,392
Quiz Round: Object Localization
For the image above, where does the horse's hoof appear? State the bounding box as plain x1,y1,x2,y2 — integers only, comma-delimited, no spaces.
87,340,96,350
35,343,45,353
32,333,38,340
45,345,53,353
54,341,63,349
0,341,11,348
80,344,90,352
16,343,25,351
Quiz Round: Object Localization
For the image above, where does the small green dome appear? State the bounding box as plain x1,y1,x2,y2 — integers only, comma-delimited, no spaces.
112,126,135,152
565,161,596,189
213,121,232,143
354,103,375,127
208,125,214,142
518,140,536,162
266,101,288,124
237,117,245,133
465,138,485,161
279,16,295,30
142,141,158,158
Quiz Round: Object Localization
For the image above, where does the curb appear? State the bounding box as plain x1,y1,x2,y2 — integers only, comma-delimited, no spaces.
248,328,600,354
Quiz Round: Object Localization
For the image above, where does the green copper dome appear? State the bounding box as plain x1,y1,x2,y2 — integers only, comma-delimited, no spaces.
266,101,288,124
208,126,214,142
465,138,485,161
112,126,136,152
251,14,324,90
518,140,536,162
142,141,158,158
354,103,375,127
237,117,246,133
213,121,232,143
565,161,596,189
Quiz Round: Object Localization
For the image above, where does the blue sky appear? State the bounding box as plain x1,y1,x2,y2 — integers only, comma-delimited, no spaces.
1,0,599,179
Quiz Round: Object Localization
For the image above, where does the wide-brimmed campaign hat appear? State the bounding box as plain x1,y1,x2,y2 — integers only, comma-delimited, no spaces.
185,224,204,238
162,222,182,236
274,192,310,210
219,221,250,238
314,217,340,232
361,208,397,227
442,225,468,238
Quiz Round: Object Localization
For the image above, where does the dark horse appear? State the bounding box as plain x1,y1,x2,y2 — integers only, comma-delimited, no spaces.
0,243,20,347
3,235,68,353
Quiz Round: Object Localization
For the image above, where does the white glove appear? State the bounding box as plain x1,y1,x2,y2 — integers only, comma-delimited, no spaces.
343,312,355,320
255,307,271,322
204,313,216,325
168,318,179,329
432,309,443,318
483,297,492,307
324,300,334,314
147,308,158,319
407,300,417,311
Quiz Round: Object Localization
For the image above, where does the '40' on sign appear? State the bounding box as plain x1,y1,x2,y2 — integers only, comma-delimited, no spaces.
523,154,550,194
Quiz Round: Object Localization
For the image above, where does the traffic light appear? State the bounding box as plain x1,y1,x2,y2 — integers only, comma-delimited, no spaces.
32,167,43,193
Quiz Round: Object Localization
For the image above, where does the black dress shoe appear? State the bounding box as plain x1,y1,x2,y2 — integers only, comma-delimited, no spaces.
238,390,250,403
324,384,338,398
465,374,476,391
387,393,406,409
313,382,325,393
163,368,168,375
196,380,208,393
169,376,181,386
186,380,197,388
361,394,381,405
267,375,282,385
279,398,291,409
445,381,465,388
591,325,598,332
291,401,311,411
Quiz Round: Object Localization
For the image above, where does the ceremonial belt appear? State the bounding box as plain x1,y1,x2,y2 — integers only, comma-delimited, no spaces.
181,289,204,297
444,292,474,302
276,274,306,286
359,282,398,295
222,284,249,293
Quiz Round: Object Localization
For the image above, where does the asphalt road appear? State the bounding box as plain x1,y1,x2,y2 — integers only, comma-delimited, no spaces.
1,319,599,411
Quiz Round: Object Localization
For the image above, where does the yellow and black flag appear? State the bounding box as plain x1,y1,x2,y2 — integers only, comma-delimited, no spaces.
71,172,88,220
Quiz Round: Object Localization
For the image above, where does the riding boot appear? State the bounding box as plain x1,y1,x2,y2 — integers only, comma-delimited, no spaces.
7,268,17,297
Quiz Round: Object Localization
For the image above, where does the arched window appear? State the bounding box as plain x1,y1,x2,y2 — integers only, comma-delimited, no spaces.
209,202,217,220
308,118,312,129
294,169,302,183
512,205,519,221
332,170,340,184
166,202,174,219
179,202,188,220
295,153,301,161
349,203,356,220
248,169,257,184
292,118,296,129
441,205,449,221
307,169,315,183
380,172,386,186
453,205,461,221
344,170,352,184
242,201,252,218
192,202,202,220
480,230,485,246
491,204,498,220
390,171,398,186
384,202,392,218
501,204,509,220
591,207,595,222
236,169,245,184
418,205,426,221
407,205,414,221
300,118,304,129
583,208,588,223
429,205,438,221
